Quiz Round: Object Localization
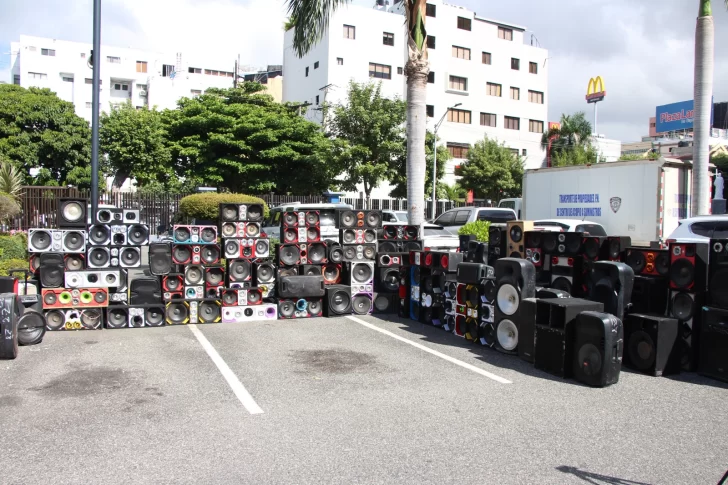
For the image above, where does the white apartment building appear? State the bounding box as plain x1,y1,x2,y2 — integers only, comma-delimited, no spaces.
8,35,258,124
283,0,549,197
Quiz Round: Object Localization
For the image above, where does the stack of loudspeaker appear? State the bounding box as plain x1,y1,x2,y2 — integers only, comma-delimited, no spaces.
217,203,277,323
372,223,423,317
28,199,151,330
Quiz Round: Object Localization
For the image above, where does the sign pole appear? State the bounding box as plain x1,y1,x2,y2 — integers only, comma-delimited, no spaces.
594,102,598,135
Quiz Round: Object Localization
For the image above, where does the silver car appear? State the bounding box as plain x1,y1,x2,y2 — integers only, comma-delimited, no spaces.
666,215,728,243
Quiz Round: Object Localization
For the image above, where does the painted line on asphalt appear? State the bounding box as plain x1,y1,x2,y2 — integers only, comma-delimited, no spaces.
345,316,512,384
188,325,264,415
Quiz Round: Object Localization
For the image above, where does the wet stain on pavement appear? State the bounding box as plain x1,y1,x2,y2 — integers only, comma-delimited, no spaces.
27,367,134,397
0,395,23,407
291,349,376,374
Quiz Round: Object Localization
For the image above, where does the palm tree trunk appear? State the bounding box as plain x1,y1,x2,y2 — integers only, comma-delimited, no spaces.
692,0,714,216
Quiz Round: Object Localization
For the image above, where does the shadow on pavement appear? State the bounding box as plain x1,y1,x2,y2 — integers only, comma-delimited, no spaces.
555,465,653,485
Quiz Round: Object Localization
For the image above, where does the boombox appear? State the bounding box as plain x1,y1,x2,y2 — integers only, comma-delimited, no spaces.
42,288,108,309
173,225,218,244
221,221,261,239
106,305,165,328
28,229,87,253
224,238,270,259
222,303,278,323
65,270,122,289
218,203,265,223
278,298,323,319
338,210,382,229
382,225,419,240
282,210,321,227
45,308,104,331
340,229,377,245
221,288,264,306
342,244,376,262
278,243,327,266
282,225,321,244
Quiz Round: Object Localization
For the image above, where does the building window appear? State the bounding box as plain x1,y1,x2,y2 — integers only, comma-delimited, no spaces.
383,32,394,46
62,76,74,82
529,62,538,74
426,3,436,17
457,17,472,31
487,82,502,97
510,87,520,100
528,90,544,104
86,102,92,109
397,67,403,75
505,116,520,130
314,61,319,69
136,61,147,73
337,58,344,65
188,67,202,74
480,113,496,127
498,27,513,41
27,72,47,80
369,63,392,80
107,56,121,64
482,52,492,65
426,105,434,118
510,148,519,155
41,48,56,57
529,120,544,133
136,84,147,90
316,95,320,105
305,67,309,77
511,58,520,70
452,46,471,60
427,35,436,49
80,53,86,59
447,108,471,124
522,149,528,156
191,89,202,97
427,72,435,83
447,143,469,158
162,65,175,77
13,75,20,85
449,75,467,91
344,24,356,39
114,83,129,91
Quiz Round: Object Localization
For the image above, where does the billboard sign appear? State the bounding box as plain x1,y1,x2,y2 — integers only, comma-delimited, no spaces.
586,76,606,103
655,99,713,133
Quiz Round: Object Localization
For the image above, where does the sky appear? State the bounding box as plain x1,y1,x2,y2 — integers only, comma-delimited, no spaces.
1,0,727,142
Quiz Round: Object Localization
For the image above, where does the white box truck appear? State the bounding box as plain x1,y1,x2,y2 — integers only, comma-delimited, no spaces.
518,158,694,246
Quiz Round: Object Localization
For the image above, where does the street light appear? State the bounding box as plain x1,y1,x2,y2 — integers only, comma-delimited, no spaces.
432,102,462,219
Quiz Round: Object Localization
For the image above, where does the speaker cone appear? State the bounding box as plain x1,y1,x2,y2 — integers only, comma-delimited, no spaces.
331,289,351,313
224,240,240,258
496,284,519,315
255,240,269,256
257,264,275,283
482,280,496,302
222,223,237,238
655,252,670,276
628,330,656,371
97,210,112,223
577,342,603,376
165,276,182,291
384,226,397,239
89,247,109,266
200,227,216,243
166,303,189,324
583,238,599,259
343,230,356,244
306,243,324,264
128,224,149,245
403,241,421,252
31,230,52,251
221,204,238,221
365,212,381,227
283,228,297,243
245,204,261,222
89,224,110,245
352,295,372,315
64,254,84,271
340,211,356,228
670,259,694,289
44,292,57,305
496,319,518,351
247,290,262,305
222,291,238,305
81,309,102,329
382,269,399,292
308,299,322,316
378,241,397,253
352,263,373,283
363,245,376,260
201,246,220,264
280,245,299,265
246,223,260,237
206,268,224,285
551,277,572,294
61,200,84,223
200,302,220,322
185,266,203,285
672,292,694,320
306,211,319,226
302,266,321,276
174,226,191,243
230,260,251,281
93,290,107,304
330,246,344,263
509,225,523,243
283,212,298,226
46,309,65,330
280,300,295,317
374,295,390,312
121,248,140,266
627,251,645,273
173,245,191,264
146,307,164,326
405,226,419,239
279,266,298,277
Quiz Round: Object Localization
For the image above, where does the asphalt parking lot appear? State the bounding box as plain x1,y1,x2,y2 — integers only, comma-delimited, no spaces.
1,314,727,485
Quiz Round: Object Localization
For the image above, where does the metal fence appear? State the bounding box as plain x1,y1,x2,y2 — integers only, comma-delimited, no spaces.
14,187,489,232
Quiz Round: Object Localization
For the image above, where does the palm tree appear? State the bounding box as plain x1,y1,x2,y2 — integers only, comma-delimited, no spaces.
0,160,24,200
692,0,722,215
540,112,593,156
285,0,430,226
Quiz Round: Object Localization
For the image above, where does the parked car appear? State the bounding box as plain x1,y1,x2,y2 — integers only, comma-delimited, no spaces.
433,207,517,235
262,202,354,241
533,219,607,236
382,210,409,223
666,215,728,243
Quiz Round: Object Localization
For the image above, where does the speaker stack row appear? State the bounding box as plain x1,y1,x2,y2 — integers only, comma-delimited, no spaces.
27,199,151,331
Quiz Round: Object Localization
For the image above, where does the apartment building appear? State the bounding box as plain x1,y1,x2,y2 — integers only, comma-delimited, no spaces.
8,35,279,123
283,0,549,194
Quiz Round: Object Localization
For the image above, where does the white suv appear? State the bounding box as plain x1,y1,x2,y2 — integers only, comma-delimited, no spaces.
433,207,517,235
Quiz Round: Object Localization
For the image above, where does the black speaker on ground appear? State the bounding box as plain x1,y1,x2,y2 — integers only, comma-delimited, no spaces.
603,236,632,261
623,313,680,376
456,263,493,285
57,198,88,228
465,241,488,265
573,311,623,387
535,324,575,378
373,293,398,314
459,235,476,253
668,290,703,371
130,278,162,305
536,298,604,329
536,288,571,299
279,275,325,298
0,294,20,359
629,275,669,315
488,226,507,264
517,298,538,363
376,267,400,293
149,242,173,276
587,261,634,322
494,258,536,320
698,306,728,382
301,265,322,276
708,239,728,310
324,285,352,317
40,253,64,288
17,310,46,346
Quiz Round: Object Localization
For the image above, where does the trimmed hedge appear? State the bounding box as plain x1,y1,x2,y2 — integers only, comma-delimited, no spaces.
0,258,29,277
178,193,269,222
457,220,490,242
0,235,28,261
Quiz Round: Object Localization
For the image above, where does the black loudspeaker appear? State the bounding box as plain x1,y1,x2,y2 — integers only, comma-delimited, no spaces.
623,313,680,376
602,236,631,261
0,294,20,359
149,243,172,276
17,310,46,346
279,275,325,298
535,324,575,378
373,293,398,314
301,265,322,276
668,290,703,371
338,209,382,229
587,261,634,323
516,298,538,363
708,239,728,310
629,275,669,315
376,267,400,293
40,253,64,288
536,288,571,299
494,258,536,319
573,311,623,387
668,242,709,292
581,236,607,261
324,285,352,316
456,263,494,285
542,231,584,256
327,242,344,263
130,278,162,305
57,198,88,228
488,226,507,263
698,306,728,382
536,298,604,329
459,235,476,253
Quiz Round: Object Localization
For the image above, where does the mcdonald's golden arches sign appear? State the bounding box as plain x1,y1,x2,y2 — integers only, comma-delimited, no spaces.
586,76,606,103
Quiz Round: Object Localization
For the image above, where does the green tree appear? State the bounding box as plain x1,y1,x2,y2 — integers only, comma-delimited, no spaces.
329,81,406,200
388,131,448,199
541,112,593,158
163,84,335,195
551,144,601,167
441,182,466,202
100,102,172,190
285,0,432,225
65,165,107,192
455,136,523,202
0,85,91,183
0,158,24,200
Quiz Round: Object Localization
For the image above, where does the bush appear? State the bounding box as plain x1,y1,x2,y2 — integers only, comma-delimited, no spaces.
0,235,27,261
178,193,269,222
458,220,491,242
0,258,29,277
0,193,21,221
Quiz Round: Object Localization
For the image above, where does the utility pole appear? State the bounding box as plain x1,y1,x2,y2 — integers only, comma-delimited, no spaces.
90,0,101,217
233,59,237,88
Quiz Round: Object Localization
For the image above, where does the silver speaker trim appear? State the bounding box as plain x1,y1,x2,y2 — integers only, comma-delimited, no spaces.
496,284,519,316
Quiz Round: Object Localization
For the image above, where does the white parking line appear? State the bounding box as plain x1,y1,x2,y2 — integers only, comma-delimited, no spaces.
188,325,264,415
345,315,512,384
